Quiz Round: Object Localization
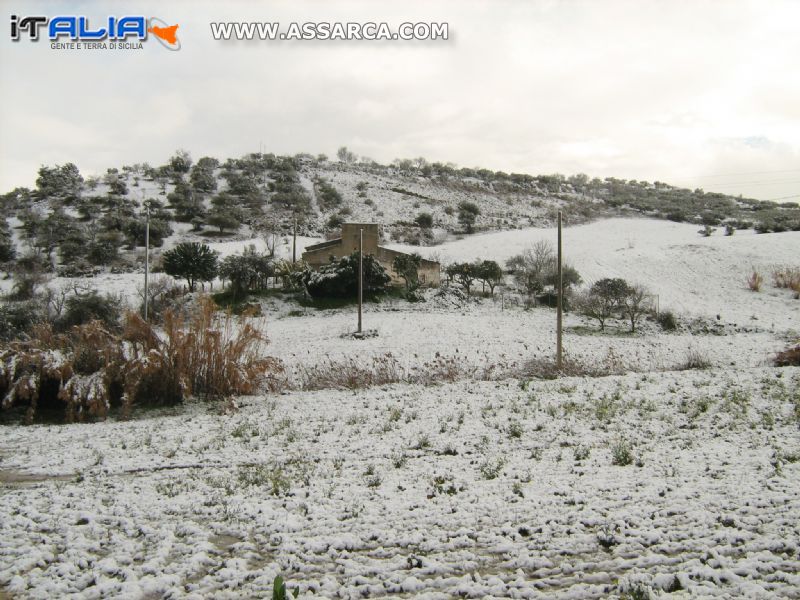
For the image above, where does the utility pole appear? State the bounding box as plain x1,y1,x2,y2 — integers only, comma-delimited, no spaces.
556,211,563,370
357,228,363,334
292,216,297,263
143,199,151,321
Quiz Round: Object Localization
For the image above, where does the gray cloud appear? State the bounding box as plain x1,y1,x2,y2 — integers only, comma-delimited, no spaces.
1,0,799,201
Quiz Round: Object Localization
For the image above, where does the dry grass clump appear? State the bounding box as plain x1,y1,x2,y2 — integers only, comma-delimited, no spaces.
523,351,626,380
775,344,800,367
0,296,283,424
677,349,712,370
412,354,475,384
746,268,764,292
124,297,284,403
1,321,123,423
299,354,405,391
771,266,800,298
297,352,478,390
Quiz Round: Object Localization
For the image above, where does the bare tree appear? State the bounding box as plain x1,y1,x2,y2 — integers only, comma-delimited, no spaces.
137,275,179,320
257,219,278,258
336,146,357,164
44,282,91,320
506,240,554,296
621,284,651,332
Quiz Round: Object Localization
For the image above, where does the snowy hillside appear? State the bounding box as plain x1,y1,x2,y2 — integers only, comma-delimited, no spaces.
1,155,799,600
388,218,800,330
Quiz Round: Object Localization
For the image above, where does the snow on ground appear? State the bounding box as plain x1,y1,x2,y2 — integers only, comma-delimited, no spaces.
387,218,800,330
1,217,799,599
307,163,546,232
1,369,799,598
260,303,787,384
204,235,319,261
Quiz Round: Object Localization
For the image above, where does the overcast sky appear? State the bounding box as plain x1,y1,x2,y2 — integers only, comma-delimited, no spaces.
1,0,799,201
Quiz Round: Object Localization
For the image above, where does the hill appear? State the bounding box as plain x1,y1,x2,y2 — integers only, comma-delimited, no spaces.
1,151,799,283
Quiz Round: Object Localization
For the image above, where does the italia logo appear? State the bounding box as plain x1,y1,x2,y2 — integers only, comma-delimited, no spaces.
10,15,181,50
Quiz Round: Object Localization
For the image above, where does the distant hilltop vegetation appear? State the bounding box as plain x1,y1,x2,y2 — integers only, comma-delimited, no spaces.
1,148,798,260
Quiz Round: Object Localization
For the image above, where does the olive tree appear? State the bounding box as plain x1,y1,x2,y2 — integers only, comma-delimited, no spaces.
392,252,422,295
457,201,480,233
578,278,631,331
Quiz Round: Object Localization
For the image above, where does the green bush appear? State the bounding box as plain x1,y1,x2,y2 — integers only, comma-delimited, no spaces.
0,301,44,341
656,310,678,331
415,212,434,228
57,292,121,331
299,252,390,298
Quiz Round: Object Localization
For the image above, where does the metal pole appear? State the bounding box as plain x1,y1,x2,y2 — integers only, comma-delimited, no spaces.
292,217,297,263
556,211,563,370
358,228,363,333
144,201,150,321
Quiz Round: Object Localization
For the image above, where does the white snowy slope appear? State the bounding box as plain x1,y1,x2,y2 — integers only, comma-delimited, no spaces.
387,218,800,330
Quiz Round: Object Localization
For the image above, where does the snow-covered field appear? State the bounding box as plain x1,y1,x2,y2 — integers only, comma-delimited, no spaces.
1,370,799,598
1,218,799,599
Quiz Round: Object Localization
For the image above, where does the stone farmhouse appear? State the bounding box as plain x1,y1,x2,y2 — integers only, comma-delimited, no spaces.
302,223,441,287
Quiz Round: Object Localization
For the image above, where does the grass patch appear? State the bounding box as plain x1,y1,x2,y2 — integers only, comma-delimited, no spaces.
567,325,638,337
677,349,712,370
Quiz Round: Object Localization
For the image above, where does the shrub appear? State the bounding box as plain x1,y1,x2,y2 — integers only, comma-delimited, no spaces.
297,353,472,390
415,212,433,228
10,255,48,300
299,354,404,390
574,445,591,461
678,349,711,370
656,310,678,331
326,213,345,230
137,275,182,323
479,457,506,479
746,268,763,292
611,440,634,466
0,301,44,341
57,292,121,331
524,353,625,379
316,179,343,210
0,297,284,423
698,225,716,237
0,321,123,423
298,252,390,299
86,239,119,266
124,218,172,248
771,266,800,293
127,297,283,401
775,345,800,367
